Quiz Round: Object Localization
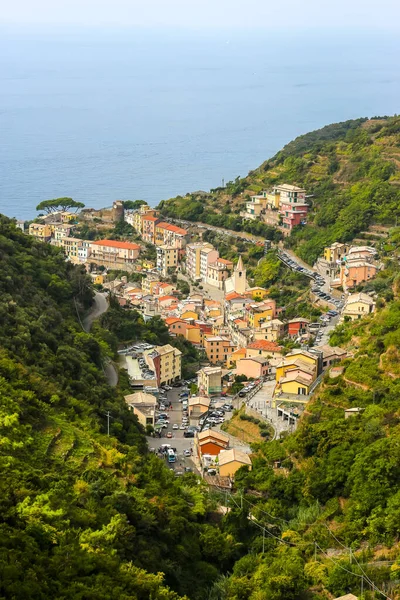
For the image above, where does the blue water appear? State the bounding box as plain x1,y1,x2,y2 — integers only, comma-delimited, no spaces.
1,28,400,220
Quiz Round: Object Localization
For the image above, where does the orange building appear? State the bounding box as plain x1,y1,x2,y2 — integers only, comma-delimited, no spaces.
141,215,159,243
203,336,236,365
196,430,229,458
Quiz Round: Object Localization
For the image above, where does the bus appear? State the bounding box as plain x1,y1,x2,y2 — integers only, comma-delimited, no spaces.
167,449,176,463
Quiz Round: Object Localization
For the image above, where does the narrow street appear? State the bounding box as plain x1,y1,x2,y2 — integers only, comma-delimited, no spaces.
147,387,198,473
82,292,119,387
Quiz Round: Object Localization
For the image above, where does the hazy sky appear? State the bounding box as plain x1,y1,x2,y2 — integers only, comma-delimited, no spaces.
1,0,399,30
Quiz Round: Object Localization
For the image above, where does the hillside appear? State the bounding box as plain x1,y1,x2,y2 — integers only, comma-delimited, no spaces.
158,115,400,263
0,216,239,600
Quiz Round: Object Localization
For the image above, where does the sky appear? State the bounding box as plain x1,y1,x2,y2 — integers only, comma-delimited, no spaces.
1,0,400,30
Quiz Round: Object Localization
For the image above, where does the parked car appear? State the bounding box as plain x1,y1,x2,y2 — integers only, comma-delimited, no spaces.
172,424,179,430
180,424,186,430
166,432,172,438
184,431,194,438
184,449,191,457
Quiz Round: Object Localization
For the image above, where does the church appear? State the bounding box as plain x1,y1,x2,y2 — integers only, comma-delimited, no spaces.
224,255,249,295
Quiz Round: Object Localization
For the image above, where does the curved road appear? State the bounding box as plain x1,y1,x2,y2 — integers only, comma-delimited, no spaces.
82,292,118,387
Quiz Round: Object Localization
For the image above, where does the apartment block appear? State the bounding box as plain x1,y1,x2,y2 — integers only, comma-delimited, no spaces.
203,336,236,365
148,344,182,386
156,245,179,276
197,366,222,396
90,239,140,269
28,223,52,242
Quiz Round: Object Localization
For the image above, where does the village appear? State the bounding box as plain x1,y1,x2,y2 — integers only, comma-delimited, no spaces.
23,186,381,484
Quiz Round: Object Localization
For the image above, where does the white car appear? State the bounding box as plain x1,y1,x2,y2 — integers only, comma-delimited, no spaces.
180,424,186,430
172,423,179,430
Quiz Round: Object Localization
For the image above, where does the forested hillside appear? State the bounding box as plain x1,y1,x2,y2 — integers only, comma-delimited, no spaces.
0,216,238,599
158,115,400,263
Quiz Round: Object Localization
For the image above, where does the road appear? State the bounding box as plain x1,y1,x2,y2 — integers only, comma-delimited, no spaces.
147,387,198,473
83,292,108,332
82,292,118,387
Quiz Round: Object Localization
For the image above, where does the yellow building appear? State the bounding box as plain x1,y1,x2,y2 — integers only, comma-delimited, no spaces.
227,347,247,368
247,304,275,329
91,273,105,285
279,372,313,396
343,292,375,320
244,287,269,301
275,351,318,383
324,242,349,263
181,310,199,320
142,278,162,295
124,391,156,428
151,344,182,386
185,325,201,344
218,449,252,478
28,222,52,241
60,237,83,263
142,259,155,270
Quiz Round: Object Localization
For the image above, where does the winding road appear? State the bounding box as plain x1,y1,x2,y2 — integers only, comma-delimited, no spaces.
82,292,118,387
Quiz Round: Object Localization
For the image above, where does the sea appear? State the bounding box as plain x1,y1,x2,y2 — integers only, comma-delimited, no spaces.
1,27,400,220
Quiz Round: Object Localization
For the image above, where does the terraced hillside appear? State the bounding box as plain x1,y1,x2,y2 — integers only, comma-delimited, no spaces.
158,116,400,263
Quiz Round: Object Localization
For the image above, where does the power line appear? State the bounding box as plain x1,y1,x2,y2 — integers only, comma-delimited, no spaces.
225,491,392,599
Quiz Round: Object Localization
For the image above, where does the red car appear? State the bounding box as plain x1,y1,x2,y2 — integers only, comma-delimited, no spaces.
166,432,172,438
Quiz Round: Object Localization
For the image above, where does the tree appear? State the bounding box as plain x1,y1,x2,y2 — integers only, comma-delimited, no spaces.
122,200,147,210
36,198,85,214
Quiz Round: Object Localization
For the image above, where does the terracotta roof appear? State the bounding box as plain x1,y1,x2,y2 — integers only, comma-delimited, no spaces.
247,340,282,352
92,239,140,250
142,215,158,221
158,295,177,302
165,317,183,325
225,292,244,301
217,258,233,265
157,222,187,235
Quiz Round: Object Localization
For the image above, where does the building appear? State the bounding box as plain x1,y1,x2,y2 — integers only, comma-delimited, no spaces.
342,292,375,320
200,246,219,281
156,245,179,276
53,223,72,241
340,259,379,289
78,240,92,263
246,340,283,366
324,242,349,263
155,222,188,248
253,319,285,342
287,318,310,338
273,184,308,234
196,429,230,457
147,344,182,386
218,449,252,478
197,366,222,396
90,239,140,269
186,242,215,281
60,237,83,263
316,345,347,368
344,408,364,419
188,396,211,427
203,336,236,365
207,258,233,290
124,391,157,428
141,215,159,244
28,222,52,242
275,349,321,397
224,256,248,295
246,301,276,329
333,595,358,600
235,356,271,380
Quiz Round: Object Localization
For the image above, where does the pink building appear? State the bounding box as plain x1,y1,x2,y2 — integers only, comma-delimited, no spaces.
235,356,271,379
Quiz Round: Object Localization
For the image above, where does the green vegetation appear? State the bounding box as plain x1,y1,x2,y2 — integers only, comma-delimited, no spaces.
0,216,238,599
36,197,85,214
122,200,147,210
159,116,400,265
